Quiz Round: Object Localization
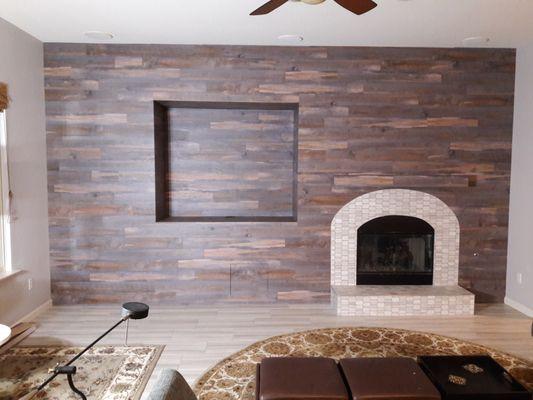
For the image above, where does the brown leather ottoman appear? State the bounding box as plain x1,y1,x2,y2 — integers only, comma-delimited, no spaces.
256,357,349,400
339,357,441,400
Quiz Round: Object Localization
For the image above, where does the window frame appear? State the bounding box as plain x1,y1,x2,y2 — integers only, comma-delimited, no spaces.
0,111,12,273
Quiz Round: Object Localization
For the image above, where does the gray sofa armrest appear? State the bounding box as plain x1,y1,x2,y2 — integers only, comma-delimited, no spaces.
146,369,197,400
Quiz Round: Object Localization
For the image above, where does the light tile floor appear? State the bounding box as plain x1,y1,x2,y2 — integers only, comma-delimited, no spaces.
21,303,533,397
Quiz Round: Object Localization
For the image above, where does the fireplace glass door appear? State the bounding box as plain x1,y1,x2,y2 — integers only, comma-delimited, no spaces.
357,215,434,285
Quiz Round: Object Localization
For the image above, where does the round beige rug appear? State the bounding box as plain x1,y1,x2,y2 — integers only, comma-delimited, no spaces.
194,327,533,400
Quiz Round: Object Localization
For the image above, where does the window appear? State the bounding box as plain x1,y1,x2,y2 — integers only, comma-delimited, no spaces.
0,111,11,273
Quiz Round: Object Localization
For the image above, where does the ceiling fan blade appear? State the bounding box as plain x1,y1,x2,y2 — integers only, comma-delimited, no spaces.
250,0,290,15
333,0,377,15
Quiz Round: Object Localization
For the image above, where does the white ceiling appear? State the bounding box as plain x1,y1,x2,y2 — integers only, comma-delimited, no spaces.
0,0,532,48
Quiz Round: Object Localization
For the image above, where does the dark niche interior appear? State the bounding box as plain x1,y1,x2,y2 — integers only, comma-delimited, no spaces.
154,101,299,222
357,215,434,285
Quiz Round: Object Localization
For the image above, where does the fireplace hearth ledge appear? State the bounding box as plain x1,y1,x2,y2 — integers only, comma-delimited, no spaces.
331,285,475,317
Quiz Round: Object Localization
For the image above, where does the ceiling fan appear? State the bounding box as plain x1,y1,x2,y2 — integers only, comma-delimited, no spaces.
250,0,377,16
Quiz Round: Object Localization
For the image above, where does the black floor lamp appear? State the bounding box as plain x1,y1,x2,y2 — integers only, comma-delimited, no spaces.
19,302,150,400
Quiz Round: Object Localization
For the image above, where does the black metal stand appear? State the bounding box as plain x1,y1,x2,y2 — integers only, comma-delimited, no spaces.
20,302,149,400
36,317,126,398
55,366,87,400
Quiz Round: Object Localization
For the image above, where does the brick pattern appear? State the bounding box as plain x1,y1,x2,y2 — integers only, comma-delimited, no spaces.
330,189,474,316
332,286,475,316
331,189,460,286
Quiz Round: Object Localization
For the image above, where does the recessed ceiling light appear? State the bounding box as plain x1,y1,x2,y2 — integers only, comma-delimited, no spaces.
462,36,490,46
84,31,114,40
277,34,304,43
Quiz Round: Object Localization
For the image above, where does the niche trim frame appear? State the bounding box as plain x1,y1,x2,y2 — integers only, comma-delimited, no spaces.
154,100,299,223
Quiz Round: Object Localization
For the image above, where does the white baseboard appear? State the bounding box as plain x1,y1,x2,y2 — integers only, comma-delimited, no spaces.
505,296,533,318
14,299,52,325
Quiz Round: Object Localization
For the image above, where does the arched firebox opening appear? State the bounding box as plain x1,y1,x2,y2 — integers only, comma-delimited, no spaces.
357,215,434,285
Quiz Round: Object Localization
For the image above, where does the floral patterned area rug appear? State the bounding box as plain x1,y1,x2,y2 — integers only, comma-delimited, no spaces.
0,345,163,400
194,327,533,400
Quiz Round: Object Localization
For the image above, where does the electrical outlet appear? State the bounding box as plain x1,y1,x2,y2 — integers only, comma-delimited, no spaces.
27,278,33,291
517,273,523,285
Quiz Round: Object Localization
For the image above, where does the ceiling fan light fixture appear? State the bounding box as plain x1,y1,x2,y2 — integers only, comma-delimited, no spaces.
251,0,377,15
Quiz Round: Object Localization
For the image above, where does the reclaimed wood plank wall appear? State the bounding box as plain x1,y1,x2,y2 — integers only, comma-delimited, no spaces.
164,104,296,221
44,44,515,304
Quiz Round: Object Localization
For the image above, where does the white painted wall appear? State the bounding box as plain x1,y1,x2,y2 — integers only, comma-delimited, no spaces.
0,17,50,325
506,43,533,317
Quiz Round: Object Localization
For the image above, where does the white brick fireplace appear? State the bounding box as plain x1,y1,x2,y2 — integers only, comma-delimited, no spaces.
331,189,475,316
